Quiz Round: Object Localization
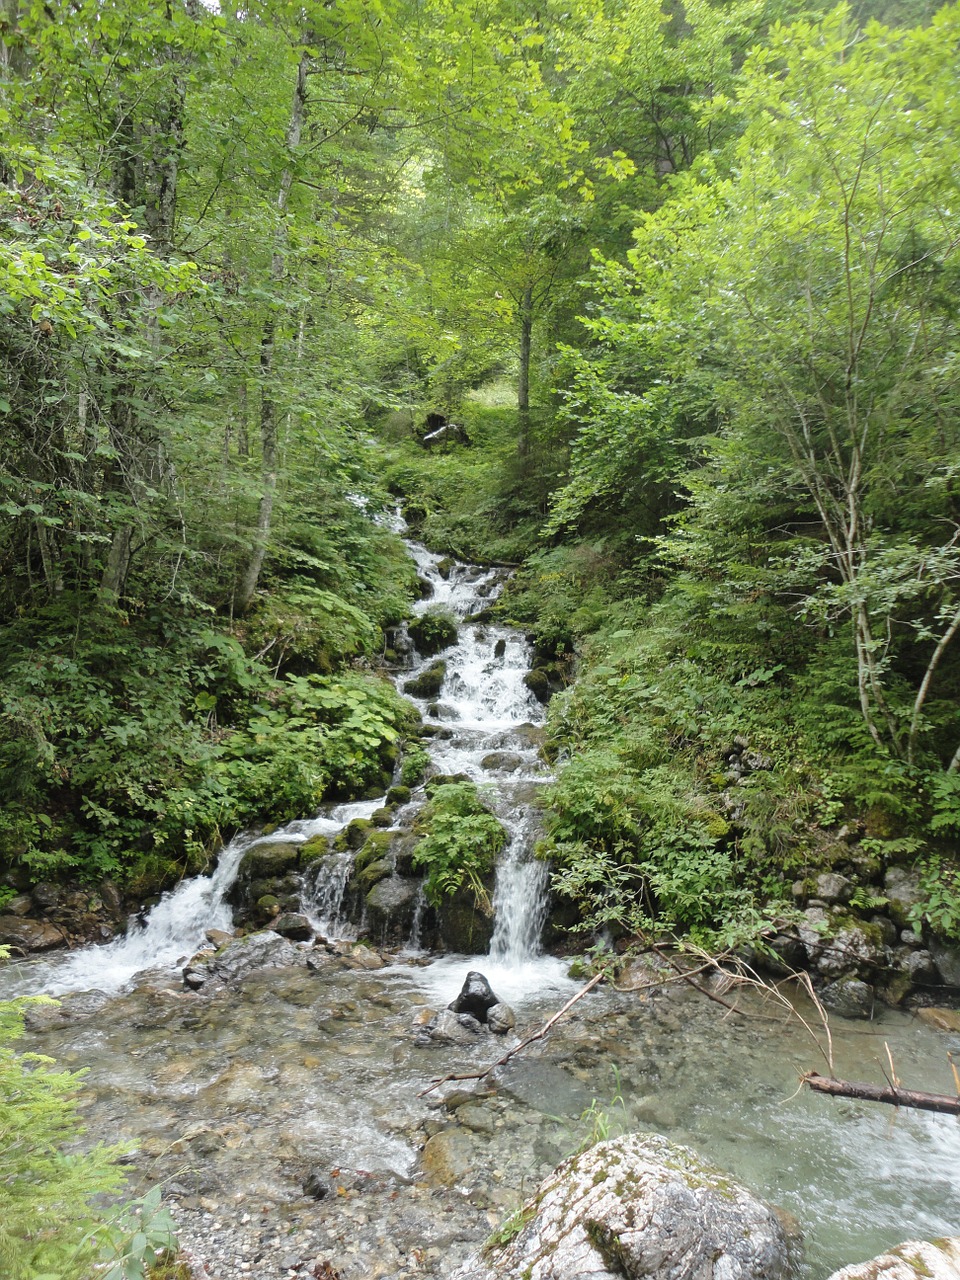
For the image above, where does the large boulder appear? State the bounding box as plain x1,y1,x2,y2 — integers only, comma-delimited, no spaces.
0,915,64,951
825,1239,960,1280
450,1132,793,1280
449,971,501,1022
234,839,304,880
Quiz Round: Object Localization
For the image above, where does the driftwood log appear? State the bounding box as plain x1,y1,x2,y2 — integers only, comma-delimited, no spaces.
804,1071,960,1116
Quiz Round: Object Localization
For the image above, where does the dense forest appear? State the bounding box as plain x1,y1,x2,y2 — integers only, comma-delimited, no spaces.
3,1,960,1275
2,0,960,949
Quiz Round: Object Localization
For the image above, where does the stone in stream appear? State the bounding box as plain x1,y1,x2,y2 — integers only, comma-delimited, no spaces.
825,1239,960,1280
450,1132,793,1280
449,971,503,1023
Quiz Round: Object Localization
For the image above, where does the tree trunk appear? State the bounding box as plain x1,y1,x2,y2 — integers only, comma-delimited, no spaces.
518,284,533,459
234,49,310,614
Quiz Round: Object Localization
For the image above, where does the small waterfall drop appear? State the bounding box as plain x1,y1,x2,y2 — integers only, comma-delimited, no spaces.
2,831,258,997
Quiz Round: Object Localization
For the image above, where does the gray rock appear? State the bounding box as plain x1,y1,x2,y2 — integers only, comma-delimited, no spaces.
183,964,208,991
0,915,64,951
272,913,313,941
487,1002,516,1034
209,931,306,983
21,989,111,1031
901,949,938,985
480,751,525,773
930,938,960,988
456,1103,496,1135
820,978,875,1020
801,910,886,980
884,867,923,928
815,873,854,905
450,1132,792,1280
365,875,420,943
419,1008,483,1046
825,1238,960,1280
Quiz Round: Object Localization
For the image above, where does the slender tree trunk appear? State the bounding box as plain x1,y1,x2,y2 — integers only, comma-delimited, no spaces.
518,285,533,460
35,521,62,595
235,49,309,614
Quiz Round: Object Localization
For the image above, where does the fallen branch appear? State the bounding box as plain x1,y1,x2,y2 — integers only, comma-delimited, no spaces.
418,971,605,1097
803,1071,960,1116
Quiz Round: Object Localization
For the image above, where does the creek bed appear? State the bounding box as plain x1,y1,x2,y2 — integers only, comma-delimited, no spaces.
8,946,958,1280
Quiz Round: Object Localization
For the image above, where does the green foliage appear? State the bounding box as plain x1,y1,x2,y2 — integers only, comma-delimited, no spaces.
399,744,432,788
408,609,458,657
0,994,138,1280
908,856,960,942
483,1203,536,1254
413,782,508,908
0,596,414,886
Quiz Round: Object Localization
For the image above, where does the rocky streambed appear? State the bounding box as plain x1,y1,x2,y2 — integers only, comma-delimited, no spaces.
6,933,959,1280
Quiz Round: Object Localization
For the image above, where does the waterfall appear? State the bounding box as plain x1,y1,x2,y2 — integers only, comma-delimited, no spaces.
1,832,258,997
400,540,552,963
2,533,553,997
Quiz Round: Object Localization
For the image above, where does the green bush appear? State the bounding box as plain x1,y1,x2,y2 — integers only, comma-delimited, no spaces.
0,990,177,1280
0,600,416,887
413,782,508,907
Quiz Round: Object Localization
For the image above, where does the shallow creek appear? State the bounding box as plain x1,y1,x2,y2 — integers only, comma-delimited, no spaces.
2,540,959,1280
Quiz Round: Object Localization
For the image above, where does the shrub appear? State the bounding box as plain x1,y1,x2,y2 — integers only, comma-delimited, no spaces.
413,782,508,908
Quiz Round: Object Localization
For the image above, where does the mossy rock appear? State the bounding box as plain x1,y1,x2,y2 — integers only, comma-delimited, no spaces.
334,818,374,852
404,661,447,699
409,611,459,656
301,834,331,862
244,874,299,904
437,888,495,953
424,772,472,795
387,785,411,805
391,833,422,877
236,840,304,880
354,831,394,873
354,858,393,892
436,558,454,579
523,667,565,705
371,806,395,828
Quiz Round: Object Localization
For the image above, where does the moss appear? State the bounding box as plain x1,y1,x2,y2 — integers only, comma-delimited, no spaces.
334,818,374,852
354,858,392,891
386,784,411,805
370,805,395,828
403,661,447,699
300,834,330,860
354,831,393,871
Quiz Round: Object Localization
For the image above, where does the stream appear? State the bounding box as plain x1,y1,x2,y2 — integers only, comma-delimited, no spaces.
2,538,959,1280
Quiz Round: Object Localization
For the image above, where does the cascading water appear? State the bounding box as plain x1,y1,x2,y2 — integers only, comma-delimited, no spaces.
0,830,259,997
399,540,554,966
0,532,554,999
